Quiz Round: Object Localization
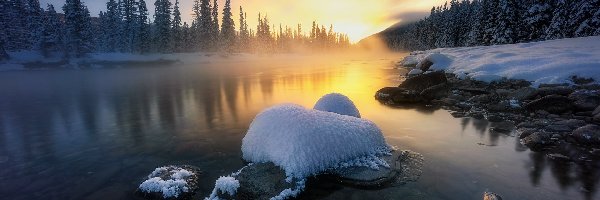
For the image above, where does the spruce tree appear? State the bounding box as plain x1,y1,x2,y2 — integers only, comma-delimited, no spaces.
571,0,600,37
198,0,212,50
0,0,9,60
153,0,172,53
492,0,519,44
7,0,28,50
136,0,151,53
238,6,249,51
63,0,93,58
119,0,138,52
524,1,552,41
221,0,235,52
26,0,44,51
171,0,183,52
546,0,573,40
40,4,63,57
211,0,220,49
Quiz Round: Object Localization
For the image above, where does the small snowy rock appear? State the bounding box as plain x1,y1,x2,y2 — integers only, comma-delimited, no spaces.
137,165,202,200
313,93,361,118
207,176,240,200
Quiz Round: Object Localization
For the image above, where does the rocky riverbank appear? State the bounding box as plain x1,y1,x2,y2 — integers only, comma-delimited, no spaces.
377,61,600,162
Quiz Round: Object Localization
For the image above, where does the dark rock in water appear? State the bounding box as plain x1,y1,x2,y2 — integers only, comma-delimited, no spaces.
136,165,202,200
571,76,595,85
234,163,300,200
538,83,570,88
490,121,515,134
521,131,555,151
330,150,423,188
568,90,600,111
554,119,587,129
534,86,574,97
570,125,600,146
483,192,503,200
525,95,573,114
375,87,424,104
509,87,538,100
420,83,450,101
457,87,490,95
517,128,537,139
594,106,600,123
545,124,572,132
418,60,434,71
399,71,447,92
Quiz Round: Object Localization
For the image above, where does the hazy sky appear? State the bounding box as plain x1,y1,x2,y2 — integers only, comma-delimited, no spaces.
39,0,445,42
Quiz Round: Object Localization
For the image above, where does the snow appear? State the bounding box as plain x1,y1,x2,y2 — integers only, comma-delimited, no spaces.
313,93,361,118
406,36,600,86
241,103,391,178
270,179,306,200
138,166,194,198
207,176,240,200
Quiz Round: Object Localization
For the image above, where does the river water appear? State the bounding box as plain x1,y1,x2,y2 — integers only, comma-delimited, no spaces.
0,54,596,200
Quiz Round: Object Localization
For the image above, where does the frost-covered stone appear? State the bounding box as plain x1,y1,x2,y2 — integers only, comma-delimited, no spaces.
206,176,240,200
242,104,391,178
137,165,202,200
313,93,361,118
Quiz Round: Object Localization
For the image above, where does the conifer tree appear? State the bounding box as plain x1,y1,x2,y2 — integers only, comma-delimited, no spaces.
136,0,151,53
211,0,220,49
0,0,9,60
119,0,138,52
171,0,183,52
221,0,235,52
26,0,44,51
198,0,212,50
40,4,63,57
153,0,172,52
63,0,93,57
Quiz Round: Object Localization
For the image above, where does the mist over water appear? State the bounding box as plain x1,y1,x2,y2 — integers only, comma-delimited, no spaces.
0,54,597,200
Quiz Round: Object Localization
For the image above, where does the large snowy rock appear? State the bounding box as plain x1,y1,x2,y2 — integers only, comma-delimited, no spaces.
242,104,391,178
313,93,361,118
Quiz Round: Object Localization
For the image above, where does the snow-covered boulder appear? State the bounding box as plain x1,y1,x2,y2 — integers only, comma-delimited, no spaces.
241,104,391,178
313,93,361,118
206,176,240,200
137,165,202,199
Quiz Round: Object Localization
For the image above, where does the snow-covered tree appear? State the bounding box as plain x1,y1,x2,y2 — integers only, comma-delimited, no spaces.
135,0,151,53
40,4,63,57
524,1,553,41
171,0,183,52
546,0,573,40
211,0,220,49
63,0,93,58
0,0,9,60
238,6,249,51
119,0,138,52
26,0,44,51
198,0,212,50
571,0,600,37
153,0,171,52
492,0,519,44
221,0,235,52
6,0,29,50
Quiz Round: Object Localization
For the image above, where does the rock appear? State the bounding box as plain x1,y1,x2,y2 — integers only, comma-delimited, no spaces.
469,94,495,104
486,114,504,122
525,95,573,114
136,165,202,200
534,86,574,97
483,192,503,200
595,108,600,123
432,98,459,106
420,83,450,101
235,163,300,200
521,131,555,151
517,128,537,139
570,125,600,146
418,60,434,71
399,71,447,92
509,87,538,100
331,150,423,188
554,119,587,129
407,69,423,76
376,87,424,104
487,101,511,112
568,90,600,111
545,124,572,132
594,106,600,116
571,76,595,85
490,121,515,133
457,87,490,95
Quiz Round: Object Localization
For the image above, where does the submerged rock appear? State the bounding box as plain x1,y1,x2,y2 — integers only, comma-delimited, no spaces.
234,163,302,200
330,150,423,188
136,165,202,200
570,125,600,146
521,132,555,151
399,71,447,92
420,83,450,101
524,95,573,114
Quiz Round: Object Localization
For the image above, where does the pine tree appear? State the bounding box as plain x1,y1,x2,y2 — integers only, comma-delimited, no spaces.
198,0,212,50
524,1,552,41
492,0,519,44
26,0,44,51
7,0,28,50
101,0,121,52
0,0,10,60
119,0,138,52
63,0,93,58
171,0,183,52
221,0,235,52
546,0,573,40
238,6,249,51
40,4,63,57
571,0,600,37
153,0,172,52
136,0,151,53
211,0,220,49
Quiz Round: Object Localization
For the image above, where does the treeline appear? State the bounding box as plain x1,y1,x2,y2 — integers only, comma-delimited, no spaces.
376,0,600,51
0,0,351,59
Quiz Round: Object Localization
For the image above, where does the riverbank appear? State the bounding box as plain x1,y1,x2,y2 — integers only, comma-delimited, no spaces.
377,37,600,162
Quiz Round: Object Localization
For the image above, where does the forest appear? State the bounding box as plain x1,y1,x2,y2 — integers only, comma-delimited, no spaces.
373,0,600,51
0,0,352,59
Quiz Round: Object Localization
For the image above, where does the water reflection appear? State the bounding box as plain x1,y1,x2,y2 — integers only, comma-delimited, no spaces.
0,54,598,200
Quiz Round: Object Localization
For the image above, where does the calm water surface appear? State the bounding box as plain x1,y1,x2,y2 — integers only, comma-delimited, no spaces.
0,54,597,200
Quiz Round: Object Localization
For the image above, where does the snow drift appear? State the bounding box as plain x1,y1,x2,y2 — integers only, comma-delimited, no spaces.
405,36,600,86
241,103,390,178
313,93,361,118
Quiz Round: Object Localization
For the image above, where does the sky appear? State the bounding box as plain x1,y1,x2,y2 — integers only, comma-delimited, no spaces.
39,0,446,42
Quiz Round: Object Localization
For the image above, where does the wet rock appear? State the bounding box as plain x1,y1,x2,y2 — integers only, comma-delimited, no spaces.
521,131,555,151
525,95,573,114
517,128,537,139
554,119,587,129
571,76,595,85
457,87,490,95
432,98,459,106
487,101,511,112
376,87,423,104
136,165,202,200
534,86,574,97
235,163,299,200
331,150,423,188
568,90,600,111
483,192,503,200
399,71,447,92
486,114,504,122
420,83,450,101
490,121,515,134
570,125,600,146
508,87,538,100
545,124,572,132
594,106,600,123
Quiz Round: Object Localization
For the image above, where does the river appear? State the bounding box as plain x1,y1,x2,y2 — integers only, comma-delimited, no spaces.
0,53,596,200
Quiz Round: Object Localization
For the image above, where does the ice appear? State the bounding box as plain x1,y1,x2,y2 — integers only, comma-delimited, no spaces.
207,176,240,200
269,179,306,200
408,69,423,76
409,36,600,86
138,166,194,198
242,103,391,178
313,93,361,118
